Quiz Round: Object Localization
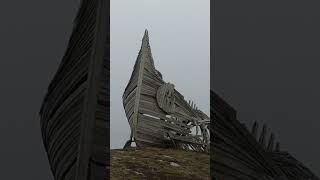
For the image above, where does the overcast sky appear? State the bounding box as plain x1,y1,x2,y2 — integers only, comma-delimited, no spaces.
213,0,320,176
110,0,210,149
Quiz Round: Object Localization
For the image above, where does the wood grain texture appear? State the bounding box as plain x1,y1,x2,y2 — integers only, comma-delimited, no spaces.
123,30,210,153
211,91,319,180
39,0,109,179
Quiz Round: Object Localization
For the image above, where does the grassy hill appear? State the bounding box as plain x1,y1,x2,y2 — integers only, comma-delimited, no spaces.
111,147,210,180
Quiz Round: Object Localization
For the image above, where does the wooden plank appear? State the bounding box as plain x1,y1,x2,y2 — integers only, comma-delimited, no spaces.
139,99,165,114
76,1,109,179
174,102,194,117
139,114,191,135
143,67,163,84
123,76,138,98
139,108,167,120
142,74,162,88
124,95,136,113
140,84,157,97
123,88,136,105
136,130,166,144
125,106,135,121
47,111,81,152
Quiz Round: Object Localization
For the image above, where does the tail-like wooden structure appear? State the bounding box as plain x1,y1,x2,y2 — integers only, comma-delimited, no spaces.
122,30,210,152
39,1,109,179
211,91,320,180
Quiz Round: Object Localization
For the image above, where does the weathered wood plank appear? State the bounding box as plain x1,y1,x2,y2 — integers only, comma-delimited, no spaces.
139,114,191,135
122,30,210,153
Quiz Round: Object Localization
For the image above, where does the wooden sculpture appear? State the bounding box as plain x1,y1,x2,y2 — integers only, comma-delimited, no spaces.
122,30,210,153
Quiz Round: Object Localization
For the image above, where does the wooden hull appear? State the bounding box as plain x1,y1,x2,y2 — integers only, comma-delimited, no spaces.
39,1,109,179
123,30,209,152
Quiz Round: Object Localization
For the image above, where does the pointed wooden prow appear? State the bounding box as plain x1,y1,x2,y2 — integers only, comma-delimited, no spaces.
251,121,258,139
267,133,275,151
141,29,150,47
259,124,267,148
275,142,280,152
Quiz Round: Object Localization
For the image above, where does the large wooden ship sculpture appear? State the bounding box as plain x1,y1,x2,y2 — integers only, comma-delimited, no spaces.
122,30,210,153
211,91,320,180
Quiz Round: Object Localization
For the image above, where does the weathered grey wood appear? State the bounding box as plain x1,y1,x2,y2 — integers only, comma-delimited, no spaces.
131,30,150,140
259,124,267,148
252,121,258,139
212,92,290,180
40,1,109,179
122,30,210,152
212,91,320,180
156,83,176,113
275,142,280,152
267,133,275,151
139,114,191,135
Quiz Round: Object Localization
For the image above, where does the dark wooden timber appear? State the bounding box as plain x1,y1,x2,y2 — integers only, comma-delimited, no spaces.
122,30,210,153
211,91,319,180
39,1,109,179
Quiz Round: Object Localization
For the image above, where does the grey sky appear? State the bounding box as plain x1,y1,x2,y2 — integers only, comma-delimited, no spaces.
111,0,210,149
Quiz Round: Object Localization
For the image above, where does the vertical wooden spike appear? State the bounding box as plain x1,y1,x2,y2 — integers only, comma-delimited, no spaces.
267,133,275,151
275,142,280,152
259,124,267,148
251,121,258,139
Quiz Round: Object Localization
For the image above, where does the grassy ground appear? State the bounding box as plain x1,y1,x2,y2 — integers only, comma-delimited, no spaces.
110,147,210,180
